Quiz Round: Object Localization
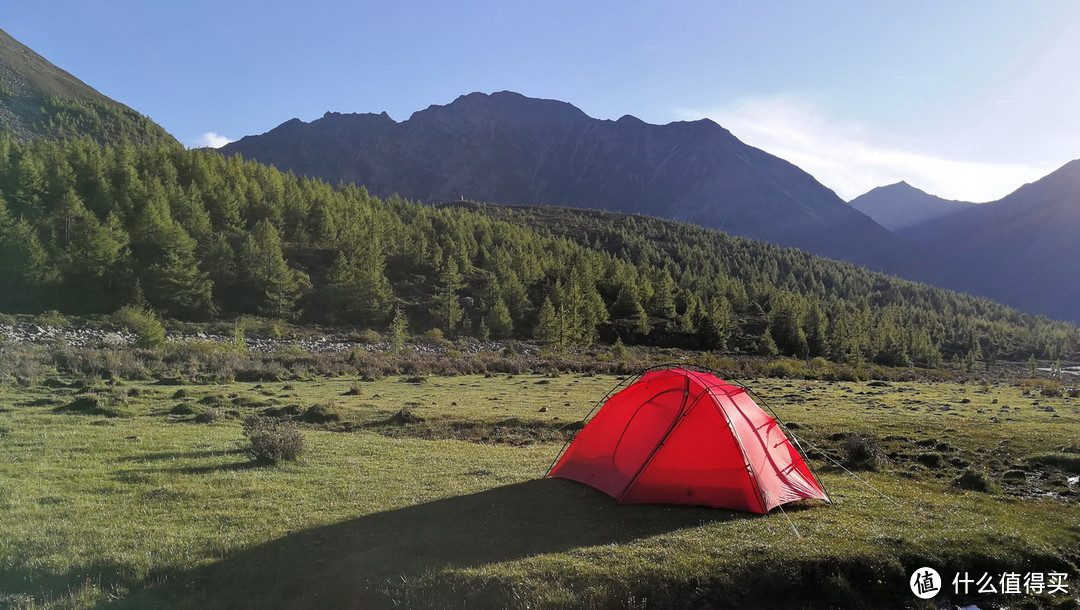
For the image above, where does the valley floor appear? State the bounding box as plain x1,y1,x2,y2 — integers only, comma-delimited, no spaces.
1,368,1078,609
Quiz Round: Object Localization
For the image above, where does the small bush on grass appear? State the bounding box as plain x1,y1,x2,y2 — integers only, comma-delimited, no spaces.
195,408,226,424
916,452,942,469
1019,377,1062,397
954,468,995,492
301,402,342,424
348,329,382,344
54,395,102,414
242,416,305,463
1028,453,1080,474
841,433,885,471
170,403,200,415
112,306,166,348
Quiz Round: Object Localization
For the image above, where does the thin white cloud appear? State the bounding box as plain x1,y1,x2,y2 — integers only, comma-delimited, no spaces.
682,97,1051,203
193,132,233,148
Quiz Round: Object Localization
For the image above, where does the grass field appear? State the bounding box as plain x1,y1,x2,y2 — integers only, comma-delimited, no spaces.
1,371,1078,609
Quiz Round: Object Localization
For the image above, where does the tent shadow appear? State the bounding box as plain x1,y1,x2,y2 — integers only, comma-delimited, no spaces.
111,477,748,609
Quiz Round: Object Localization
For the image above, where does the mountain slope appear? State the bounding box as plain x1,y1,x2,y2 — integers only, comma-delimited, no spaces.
219,91,913,271
902,160,1080,322
849,181,978,232
0,28,175,147
2,135,1075,362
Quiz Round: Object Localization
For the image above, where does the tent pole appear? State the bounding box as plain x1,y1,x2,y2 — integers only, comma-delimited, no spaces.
711,388,771,514
742,386,833,504
655,361,833,505
615,375,709,502
545,368,647,475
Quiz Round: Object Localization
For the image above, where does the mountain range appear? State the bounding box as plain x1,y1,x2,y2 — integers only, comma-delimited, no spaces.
222,92,1080,323
219,91,915,272
899,160,1080,323
2,24,1078,326
848,181,977,232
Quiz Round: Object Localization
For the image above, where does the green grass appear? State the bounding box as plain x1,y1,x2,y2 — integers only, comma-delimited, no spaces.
0,374,1078,608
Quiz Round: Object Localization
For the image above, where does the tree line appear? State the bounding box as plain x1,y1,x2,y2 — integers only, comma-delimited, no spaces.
0,134,1075,365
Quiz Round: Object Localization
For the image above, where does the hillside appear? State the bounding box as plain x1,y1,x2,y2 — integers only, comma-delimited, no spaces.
848,181,977,231
219,91,915,272
0,27,175,148
0,134,1075,364
902,159,1080,324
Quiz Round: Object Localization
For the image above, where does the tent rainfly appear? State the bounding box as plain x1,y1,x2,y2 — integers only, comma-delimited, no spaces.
548,368,829,514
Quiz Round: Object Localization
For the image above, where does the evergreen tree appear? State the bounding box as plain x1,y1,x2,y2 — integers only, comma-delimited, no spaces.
698,297,733,351
238,219,308,318
757,332,780,357
432,256,464,334
612,284,650,336
645,268,677,320
324,251,394,326
58,211,129,311
390,309,409,351
769,294,809,358
487,296,514,339
535,296,561,347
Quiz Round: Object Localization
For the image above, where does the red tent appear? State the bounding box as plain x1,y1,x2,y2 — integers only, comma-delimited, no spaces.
548,368,828,514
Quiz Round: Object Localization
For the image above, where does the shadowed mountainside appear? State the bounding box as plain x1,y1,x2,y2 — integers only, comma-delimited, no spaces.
848,181,978,232
220,91,917,272
902,159,1080,323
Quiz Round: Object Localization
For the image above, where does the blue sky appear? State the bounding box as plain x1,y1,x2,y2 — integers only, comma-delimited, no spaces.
3,1,1079,201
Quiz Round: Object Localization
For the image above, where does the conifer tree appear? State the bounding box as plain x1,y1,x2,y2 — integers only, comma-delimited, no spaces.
645,268,677,320
432,256,465,334
325,250,394,326
487,296,514,339
698,297,733,350
612,284,650,336
238,219,308,318
535,296,561,347
390,309,409,351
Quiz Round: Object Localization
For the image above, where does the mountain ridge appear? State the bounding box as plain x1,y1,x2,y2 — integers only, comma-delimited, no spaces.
849,181,978,232
901,159,1080,322
0,27,175,147
220,91,914,272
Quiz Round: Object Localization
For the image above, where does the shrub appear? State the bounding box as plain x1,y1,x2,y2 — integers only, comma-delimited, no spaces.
242,416,305,463
610,338,628,361
112,306,166,348
420,329,450,346
301,402,342,424
954,469,994,492
54,396,102,414
169,403,200,415
348,329,383,344
763,359,807,379
194,408,225,423
1019,377,1062,397
841,433,884,471
34,310,69,327
916,452,942,469
1028,453,1080,474
236,316,286,339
